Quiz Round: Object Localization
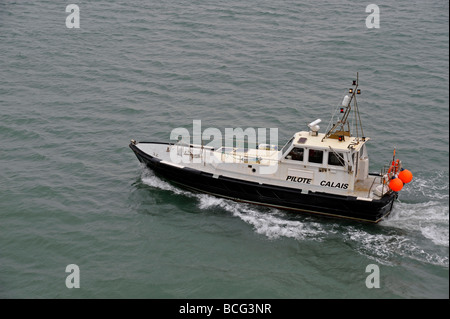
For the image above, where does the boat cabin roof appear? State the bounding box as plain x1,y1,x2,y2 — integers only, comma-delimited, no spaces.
286,131,369,154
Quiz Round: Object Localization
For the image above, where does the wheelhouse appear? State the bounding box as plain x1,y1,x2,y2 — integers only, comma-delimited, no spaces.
279,130,370,193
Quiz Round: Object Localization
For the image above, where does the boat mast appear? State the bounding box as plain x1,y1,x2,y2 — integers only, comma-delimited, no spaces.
323,72,365,141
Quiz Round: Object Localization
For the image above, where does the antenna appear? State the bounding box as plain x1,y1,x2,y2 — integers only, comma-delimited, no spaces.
323,72,364,142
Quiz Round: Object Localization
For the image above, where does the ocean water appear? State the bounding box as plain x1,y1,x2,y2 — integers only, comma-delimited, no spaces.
0,0,448,299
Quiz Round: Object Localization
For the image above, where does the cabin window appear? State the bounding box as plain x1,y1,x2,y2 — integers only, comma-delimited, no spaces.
281,137,294,156
308,149,323,164
286,147,304,161
328,152,345,166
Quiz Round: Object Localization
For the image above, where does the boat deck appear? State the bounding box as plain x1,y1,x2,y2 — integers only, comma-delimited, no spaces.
354,175,382,199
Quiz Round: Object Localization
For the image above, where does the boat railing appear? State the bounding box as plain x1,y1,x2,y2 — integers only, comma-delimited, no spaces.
378,164,394,196
171,140,281,165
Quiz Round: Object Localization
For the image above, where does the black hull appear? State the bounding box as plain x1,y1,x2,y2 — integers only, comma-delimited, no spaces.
130,142,396,223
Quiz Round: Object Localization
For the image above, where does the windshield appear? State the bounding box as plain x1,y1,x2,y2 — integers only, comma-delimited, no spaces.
281,136,294,155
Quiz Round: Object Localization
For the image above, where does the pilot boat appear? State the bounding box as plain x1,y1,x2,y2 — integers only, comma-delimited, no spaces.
129,75,413,223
